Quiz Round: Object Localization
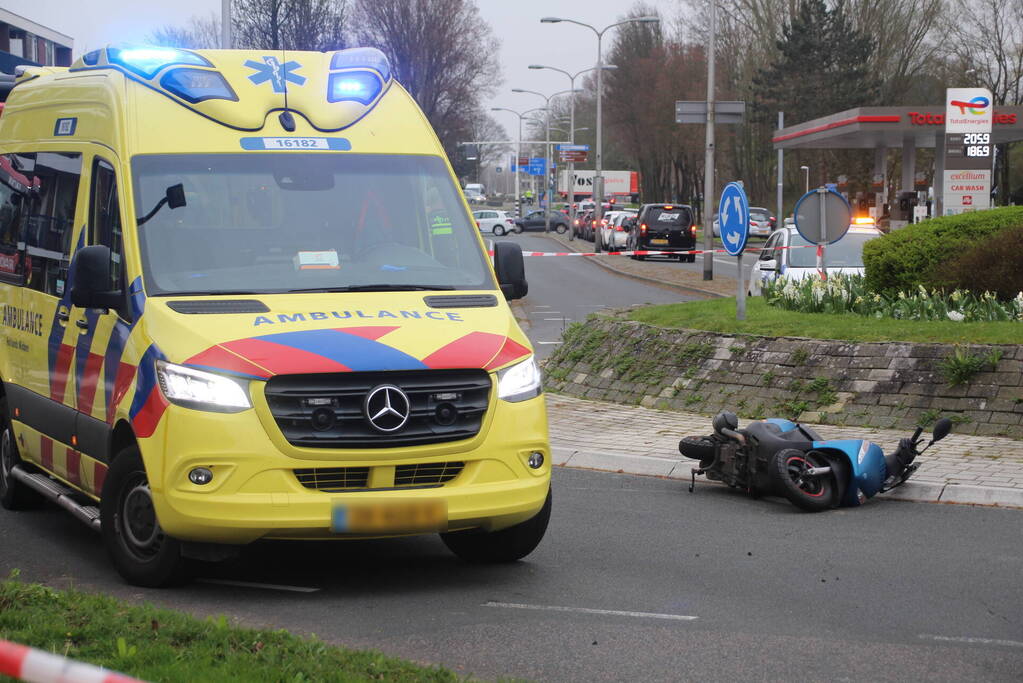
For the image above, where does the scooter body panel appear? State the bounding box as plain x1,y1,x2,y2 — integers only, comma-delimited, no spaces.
813,439,888,505
765,418,799,432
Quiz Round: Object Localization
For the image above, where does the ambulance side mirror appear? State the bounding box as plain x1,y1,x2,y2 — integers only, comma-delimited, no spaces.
493,241,528,300
70,245,123,310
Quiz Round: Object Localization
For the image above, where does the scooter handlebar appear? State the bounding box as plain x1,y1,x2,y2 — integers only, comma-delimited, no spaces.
911,426,923,444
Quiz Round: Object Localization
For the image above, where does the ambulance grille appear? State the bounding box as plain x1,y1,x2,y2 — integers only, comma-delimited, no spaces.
394,461,464,485
265,370,491,448
293,467,369,490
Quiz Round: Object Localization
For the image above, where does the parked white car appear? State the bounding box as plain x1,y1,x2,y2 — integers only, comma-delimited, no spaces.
747,225,882,295
601,209,637,249
473,209,515,235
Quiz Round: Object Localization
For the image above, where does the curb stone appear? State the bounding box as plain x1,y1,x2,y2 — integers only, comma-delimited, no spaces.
552,445,1023,509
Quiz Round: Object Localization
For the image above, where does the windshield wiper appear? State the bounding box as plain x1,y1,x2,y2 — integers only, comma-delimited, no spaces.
287,284,456,293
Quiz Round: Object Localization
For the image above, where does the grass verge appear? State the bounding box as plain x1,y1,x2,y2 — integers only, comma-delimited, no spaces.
628,297,1023,344
0,574,464,682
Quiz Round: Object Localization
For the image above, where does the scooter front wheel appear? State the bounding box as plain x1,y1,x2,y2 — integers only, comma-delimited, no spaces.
773,449,836,512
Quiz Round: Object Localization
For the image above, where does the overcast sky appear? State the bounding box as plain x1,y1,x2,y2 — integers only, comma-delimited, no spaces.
4,0,687,129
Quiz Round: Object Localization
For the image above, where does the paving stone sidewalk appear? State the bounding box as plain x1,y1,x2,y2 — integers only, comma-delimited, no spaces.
546,393,1023,508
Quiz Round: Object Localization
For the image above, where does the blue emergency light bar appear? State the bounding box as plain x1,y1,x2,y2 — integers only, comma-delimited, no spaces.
160,68,238,104
106,45,212,79
329,47,392,82
327,71,383,105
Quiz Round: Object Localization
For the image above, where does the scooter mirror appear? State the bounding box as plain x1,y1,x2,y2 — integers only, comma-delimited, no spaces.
713,411,739,434
932,417,953,443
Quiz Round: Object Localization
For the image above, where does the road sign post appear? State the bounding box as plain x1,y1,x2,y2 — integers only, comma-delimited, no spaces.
719,182,750,321
793,188,852,282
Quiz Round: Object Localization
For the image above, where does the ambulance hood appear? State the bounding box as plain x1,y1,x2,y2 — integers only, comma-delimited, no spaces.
142,291,531,379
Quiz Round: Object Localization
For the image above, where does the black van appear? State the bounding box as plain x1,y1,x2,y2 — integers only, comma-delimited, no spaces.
627,204,697,261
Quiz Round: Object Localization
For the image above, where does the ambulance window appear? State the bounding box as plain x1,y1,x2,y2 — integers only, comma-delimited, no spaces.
22,152,82,297
0,153,33,282
90,159,124,291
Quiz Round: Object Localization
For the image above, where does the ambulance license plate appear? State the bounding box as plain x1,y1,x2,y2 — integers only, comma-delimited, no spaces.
331,499,447,533
650,238,668,245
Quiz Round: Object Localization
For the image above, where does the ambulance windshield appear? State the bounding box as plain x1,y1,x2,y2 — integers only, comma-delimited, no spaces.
131,154,493,295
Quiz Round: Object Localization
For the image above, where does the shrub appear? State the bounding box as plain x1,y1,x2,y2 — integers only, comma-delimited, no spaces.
863,206,1023,295
931,226,1023,300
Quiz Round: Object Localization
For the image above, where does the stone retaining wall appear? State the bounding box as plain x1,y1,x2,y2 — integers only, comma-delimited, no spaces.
543,317,1023,438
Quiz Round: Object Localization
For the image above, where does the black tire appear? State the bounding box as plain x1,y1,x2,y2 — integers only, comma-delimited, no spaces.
441,488,551,563
101,446,192,587
678,435,717,463
772,449,836,512
0,399,39,510
514,224,524,234
556,223,567,234
493,225,506,236
686,254,696,263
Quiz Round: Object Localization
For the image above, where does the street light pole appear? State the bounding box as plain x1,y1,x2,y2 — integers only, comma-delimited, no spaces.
221,0,232,48
512,88,583,234
542,16,659,253
529,65,617,241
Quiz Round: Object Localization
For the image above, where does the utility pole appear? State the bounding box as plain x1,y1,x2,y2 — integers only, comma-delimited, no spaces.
777,111,784,229
701,0,716,280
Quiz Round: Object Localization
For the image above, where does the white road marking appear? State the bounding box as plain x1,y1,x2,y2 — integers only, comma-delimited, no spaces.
531,310,562,315
199,578,320,593
919,634,1023,649
537,341,563,345
484,601,698,621
544,318,571,321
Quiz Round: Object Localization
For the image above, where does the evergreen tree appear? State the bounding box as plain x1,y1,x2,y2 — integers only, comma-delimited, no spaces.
754,0,881,125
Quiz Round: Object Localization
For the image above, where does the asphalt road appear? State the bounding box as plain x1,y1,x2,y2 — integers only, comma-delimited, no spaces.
2,468,1021,681
509,233,694,359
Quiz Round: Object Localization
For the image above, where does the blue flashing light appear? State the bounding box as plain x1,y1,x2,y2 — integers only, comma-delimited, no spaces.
329,47,391,82
327,71,383,105
106,45,212,79
160,68,238,104
82,50,100,66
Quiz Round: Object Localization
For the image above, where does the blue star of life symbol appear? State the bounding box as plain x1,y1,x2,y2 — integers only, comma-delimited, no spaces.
244,56,306,93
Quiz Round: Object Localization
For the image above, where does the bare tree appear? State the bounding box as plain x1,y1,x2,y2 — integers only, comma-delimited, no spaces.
232,0,346,51
350,0,502,175
150,13,223,48
943,0,1023,204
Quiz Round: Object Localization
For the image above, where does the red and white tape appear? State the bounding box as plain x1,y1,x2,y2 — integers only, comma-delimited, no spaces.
490,244,819,257
0,640,143,683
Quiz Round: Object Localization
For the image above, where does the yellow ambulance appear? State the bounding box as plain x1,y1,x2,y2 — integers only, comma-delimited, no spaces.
0,45,550,586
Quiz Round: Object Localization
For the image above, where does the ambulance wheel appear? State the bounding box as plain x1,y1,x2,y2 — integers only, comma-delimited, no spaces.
441,488,551,563
101,447,192,587
0,401,39,510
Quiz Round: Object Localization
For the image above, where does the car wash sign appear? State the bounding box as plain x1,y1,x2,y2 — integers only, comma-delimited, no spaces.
943,87,993,215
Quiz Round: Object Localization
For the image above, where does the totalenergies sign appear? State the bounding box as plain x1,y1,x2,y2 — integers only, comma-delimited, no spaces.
945,87,993,133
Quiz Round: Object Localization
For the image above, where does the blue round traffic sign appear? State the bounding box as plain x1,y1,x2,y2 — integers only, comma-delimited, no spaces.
718,182,749,256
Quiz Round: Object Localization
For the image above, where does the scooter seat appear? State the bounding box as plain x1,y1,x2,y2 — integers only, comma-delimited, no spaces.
743,421,815,454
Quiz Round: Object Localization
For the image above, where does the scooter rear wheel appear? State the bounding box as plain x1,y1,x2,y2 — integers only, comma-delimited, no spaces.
678,436,716,465
773,449,836,512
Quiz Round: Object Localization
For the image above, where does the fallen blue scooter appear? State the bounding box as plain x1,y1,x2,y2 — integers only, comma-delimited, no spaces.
678,412,952,511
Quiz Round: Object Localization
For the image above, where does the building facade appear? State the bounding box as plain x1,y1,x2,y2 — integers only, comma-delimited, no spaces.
0,9,72,73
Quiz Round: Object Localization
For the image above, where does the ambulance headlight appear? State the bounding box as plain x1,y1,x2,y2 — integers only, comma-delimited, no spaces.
327,71,382,104
497,356,542,403
157,361,251,412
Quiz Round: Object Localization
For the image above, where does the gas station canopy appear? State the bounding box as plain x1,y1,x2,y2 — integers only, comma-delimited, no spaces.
773,105,1023,150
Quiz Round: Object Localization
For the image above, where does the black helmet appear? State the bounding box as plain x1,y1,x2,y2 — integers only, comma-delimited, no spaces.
712,411,739,434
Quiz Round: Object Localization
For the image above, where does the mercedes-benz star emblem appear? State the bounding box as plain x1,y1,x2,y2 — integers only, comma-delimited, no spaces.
364,384,411,433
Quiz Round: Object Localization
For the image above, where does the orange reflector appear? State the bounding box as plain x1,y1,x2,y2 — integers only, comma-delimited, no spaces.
14,408,19,417
71,435,77,446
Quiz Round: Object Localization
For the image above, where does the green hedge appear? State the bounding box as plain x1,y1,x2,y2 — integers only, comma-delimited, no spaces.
863,206,1023,294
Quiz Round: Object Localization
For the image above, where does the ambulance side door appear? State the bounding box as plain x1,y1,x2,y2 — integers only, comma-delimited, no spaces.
11,150,86,473
71,156,133,495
